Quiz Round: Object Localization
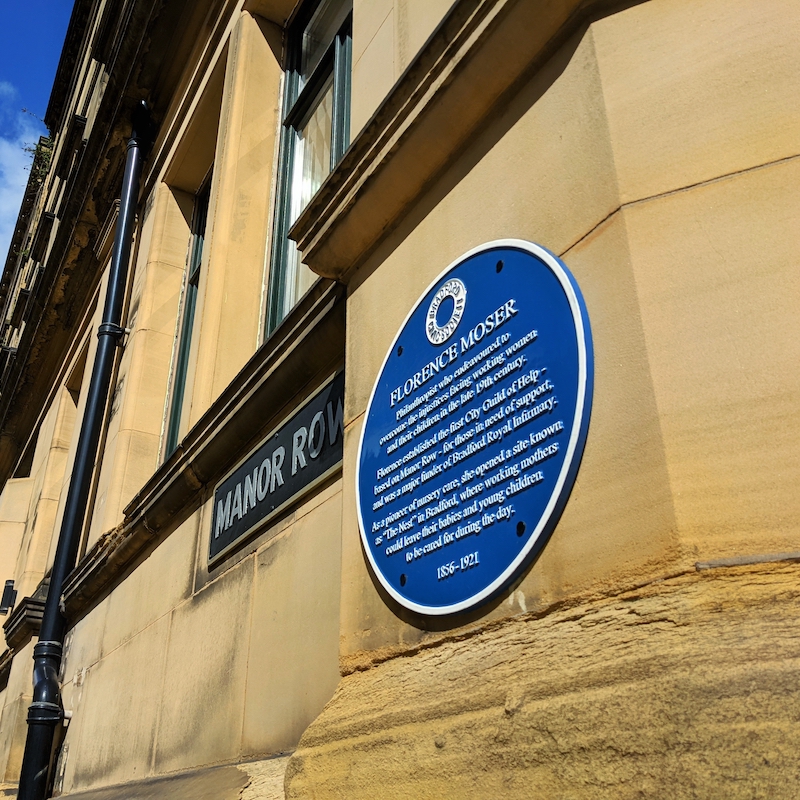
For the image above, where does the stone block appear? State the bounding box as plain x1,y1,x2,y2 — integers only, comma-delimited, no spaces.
353,0,393,66
33,396,77,501
0,478,33,582
0,641,35,782
188,12,283,423
0,694,29,783
0,522,25,587
241,488,342,755
593,0,800,203
115,328,179,438
99,513,197,658
81,425,122,553
40,430,72,505
238,755,291,800
127,217,189,338
0,478,33,525
351,10,395,137
623,157,800,559
85,428,160,549
153,557,253,774
60,615,171,793
28,391,63,486
62,600,110,700
21,496,61,598
394,0,453,73
544,210,680,588
3,640,33,703
145,184,194,270
48,386,78,454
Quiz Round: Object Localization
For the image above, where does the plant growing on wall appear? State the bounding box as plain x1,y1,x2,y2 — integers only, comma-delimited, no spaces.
23,136,54,187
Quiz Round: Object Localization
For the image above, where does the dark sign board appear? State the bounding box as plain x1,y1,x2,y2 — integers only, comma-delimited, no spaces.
210,372,344,562
356,241,593,615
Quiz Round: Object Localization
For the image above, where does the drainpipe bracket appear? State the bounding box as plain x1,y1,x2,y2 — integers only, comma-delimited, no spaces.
26,702,62,725
97,322,126,345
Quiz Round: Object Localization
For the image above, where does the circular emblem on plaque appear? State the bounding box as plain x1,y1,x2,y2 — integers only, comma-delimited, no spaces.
356,240,593,616
425,278,466,345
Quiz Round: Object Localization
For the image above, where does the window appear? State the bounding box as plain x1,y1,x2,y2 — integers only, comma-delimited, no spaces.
165,176,212,455
266,0,352,333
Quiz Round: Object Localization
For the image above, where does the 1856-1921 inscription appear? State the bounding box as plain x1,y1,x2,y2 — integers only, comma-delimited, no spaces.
210,372,344,563
356,241,593,615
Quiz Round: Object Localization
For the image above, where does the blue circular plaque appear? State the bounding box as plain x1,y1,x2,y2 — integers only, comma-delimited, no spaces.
356,240,593,615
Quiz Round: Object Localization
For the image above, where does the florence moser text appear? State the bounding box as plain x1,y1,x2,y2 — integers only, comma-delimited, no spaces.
390,299,518,409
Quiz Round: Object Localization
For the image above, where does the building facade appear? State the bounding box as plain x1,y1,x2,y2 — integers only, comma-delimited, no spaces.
0,0,798,797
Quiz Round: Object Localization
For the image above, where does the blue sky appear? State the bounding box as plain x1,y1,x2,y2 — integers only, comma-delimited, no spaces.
0,1,74,265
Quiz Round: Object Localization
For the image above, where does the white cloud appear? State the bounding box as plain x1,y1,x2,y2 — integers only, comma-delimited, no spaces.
0,85,47,269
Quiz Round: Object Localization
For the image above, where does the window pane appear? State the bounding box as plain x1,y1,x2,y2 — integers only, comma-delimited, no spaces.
292,75,334,219
188,184,211,285
267,2,351,335
282,235,316,314
281,76,334,316
301,0,350,82
165,178,211,455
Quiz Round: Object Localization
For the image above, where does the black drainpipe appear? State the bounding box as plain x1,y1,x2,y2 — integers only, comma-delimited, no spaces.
17,101,153,800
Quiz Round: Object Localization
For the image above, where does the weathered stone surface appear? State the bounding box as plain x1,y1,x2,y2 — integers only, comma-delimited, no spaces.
286,562,800,799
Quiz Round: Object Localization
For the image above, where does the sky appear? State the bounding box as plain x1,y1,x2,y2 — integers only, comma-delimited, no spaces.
0,0,75,266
